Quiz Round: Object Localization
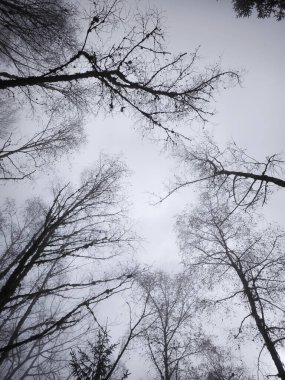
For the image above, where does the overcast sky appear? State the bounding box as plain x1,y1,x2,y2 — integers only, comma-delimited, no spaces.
5,1,285,377
61,0,285,271
71,2,284,376
9,0,284,270
88,3,284,376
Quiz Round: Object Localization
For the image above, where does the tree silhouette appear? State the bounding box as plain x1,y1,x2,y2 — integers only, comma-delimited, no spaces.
159,135,285,214
70,329,130,380
0,0,77,73
231,0,285,21
0,157,134,378
137,271,202,380
0,0,238,138
178,194,285,379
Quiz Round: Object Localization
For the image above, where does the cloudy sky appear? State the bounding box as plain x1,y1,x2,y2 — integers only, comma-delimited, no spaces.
5,1,285,377
63,2,284,376
65,0,285,272
84,3,284,376
9,0,284,271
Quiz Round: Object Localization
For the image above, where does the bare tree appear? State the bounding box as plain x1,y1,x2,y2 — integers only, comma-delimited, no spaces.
2,319,84,380
0,157,135,379
0,0,78,73
136,270,203,380
0,0,238,139
177,194,285,379
0,113,84,180
0,0,240,184
189,340,254,380
158,135,285,213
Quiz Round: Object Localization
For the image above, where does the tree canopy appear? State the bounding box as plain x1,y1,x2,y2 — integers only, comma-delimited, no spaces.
232,0,285,20
0,0,284,379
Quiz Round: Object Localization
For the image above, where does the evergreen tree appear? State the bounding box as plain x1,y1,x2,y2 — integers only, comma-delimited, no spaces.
232,0,285,20
70,329,130,380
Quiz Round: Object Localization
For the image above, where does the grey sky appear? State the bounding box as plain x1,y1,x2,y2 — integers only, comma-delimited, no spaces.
3,1,285,378
99,2,285,376
70,0,285,269
8,0,284,269
73,2,285,376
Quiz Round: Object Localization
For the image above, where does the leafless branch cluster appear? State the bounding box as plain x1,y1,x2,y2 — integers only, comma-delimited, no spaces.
0,0,78,73
177,195,285,379
136,271,204,380
160,135,285,211
0,0,241,184
0,157,136,379
190,340,254,380
0,113,84,180
0,0,239,139
133,270,254,380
